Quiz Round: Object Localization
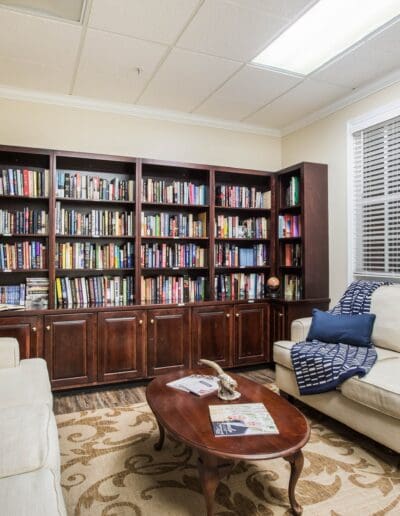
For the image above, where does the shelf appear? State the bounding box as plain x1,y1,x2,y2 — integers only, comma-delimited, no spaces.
141,202,208,210
215,265,270,271
141,236,208,241
0,195,48,201
280,265,302,270
279,237,301,242
56,234,134,240
56,197,134,206
215,238,269,242
279,205,301,213
56,268,134,273
2,233,48,238
0,268,48,273
215,206,270,213
142,267,208,273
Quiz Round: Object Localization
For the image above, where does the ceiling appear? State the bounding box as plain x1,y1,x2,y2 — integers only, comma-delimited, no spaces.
0,0,399,134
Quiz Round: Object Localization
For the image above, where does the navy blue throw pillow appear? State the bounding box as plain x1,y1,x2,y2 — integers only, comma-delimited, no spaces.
307,309,376,347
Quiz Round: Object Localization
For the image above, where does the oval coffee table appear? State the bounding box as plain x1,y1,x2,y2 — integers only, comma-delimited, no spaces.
146,369,310,515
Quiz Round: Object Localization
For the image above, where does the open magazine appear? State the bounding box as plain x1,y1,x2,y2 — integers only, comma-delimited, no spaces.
167,374,219,397
209,403,279,437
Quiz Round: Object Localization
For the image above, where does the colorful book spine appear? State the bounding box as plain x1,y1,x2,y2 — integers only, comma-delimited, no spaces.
214,273,265,300
0,284,25,305
140,275,206,303
0,208,48,234
55,242,134,269
141,212,207,237
283,274,302,300
215,185,271,208
0,242,47,270
215,243,267,267
278,215,301,238
141,243,206,268
142,179,207,205
285,176,300,207
0,168,49,197
57,171,134,201
215,216,269,239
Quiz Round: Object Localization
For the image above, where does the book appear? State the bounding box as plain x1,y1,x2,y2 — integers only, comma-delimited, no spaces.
167,374,219,396
209,403,279,437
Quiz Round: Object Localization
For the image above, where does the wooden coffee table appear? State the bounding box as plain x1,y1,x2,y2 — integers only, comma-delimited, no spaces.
146,370,310,515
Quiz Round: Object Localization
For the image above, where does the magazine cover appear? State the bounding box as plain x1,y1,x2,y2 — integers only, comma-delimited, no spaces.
209,403,279,436
167,374,219,396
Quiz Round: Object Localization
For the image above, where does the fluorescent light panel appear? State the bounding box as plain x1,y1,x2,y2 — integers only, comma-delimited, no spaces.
253,0,400,75
0,0,85,22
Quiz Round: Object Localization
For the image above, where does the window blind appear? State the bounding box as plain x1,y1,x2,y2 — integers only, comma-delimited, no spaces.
353,115,400,277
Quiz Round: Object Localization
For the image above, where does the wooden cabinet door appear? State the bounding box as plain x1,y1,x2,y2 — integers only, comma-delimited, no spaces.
235,303,269,364
0,315,43,359
270,303,287,344
98,310,146,382
192,305,233,368
44,313,96,389
147,308,190,376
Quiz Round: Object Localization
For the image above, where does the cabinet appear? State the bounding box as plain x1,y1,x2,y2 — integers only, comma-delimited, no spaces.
147,308,190,376
0,315,42,358
44,313,96,389
235,303,269,364
98,310,146,382
192,305,233,367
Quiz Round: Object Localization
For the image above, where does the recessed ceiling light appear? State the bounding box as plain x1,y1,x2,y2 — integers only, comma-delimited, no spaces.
0,0,86,22
252,0,400,75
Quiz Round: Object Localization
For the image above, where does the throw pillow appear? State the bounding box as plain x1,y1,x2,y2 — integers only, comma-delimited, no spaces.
307,309,376,347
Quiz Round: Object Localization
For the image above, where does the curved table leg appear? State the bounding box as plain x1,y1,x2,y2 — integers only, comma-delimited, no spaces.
154,419,165,451
284,450,304,515
197,452,220,516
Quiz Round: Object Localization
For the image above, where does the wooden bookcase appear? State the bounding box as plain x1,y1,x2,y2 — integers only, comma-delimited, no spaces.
0,145,329,390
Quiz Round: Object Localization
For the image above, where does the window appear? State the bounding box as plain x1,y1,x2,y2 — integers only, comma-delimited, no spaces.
352,114,400,278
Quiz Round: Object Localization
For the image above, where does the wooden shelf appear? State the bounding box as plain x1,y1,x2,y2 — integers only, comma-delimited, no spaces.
215,206,270,213
141,235,208,241
0,268,48,273
142,267,208,272
2,233,48,238
56,234,134,239
215,237,269,242
215,265,270,271
141,202,208,210
56,268,134,273
56,197,134,206
0,195,48,201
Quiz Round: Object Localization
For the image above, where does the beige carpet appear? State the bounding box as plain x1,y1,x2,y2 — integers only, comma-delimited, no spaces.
57,398,400,516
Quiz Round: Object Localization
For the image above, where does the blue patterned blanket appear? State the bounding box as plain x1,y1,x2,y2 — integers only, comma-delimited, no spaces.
291,281,386,395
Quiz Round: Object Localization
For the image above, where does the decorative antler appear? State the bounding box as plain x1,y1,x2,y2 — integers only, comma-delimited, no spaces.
199,359,241,401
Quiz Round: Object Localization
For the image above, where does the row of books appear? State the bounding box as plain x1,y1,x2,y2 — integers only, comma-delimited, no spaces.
140,275,206,303
282,242,302,267
215,216,269,239
0,168,49,197
141,212,207,238
0,208,48,235
55,242,134,270
55,275,134,308
215,273,265,300
215,243,267,267
216,185,271,209
0,242,47,270
141,243,206,268
278,215,301,238
56,203,134,236
283,274,302,300
284,175,300,207
56,171,135,201
0,284,25,305
26,277,49,309
142,179,207,205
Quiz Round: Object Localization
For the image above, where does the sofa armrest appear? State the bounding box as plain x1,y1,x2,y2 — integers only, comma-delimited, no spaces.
0,338,20,369
291,317,312,342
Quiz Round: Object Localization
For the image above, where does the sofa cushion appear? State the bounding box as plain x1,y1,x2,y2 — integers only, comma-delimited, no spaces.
0,358,52,409
341,356,400,420
0,404,60,478
0,469,66,516
370,284,400,352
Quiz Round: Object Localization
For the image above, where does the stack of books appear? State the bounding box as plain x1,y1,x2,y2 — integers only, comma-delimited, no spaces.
26,277,49,309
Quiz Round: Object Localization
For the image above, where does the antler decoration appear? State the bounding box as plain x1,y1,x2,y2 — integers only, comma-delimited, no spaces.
199,359,241,401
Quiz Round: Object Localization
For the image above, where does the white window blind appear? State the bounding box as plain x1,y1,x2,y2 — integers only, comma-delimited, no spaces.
353,115,400,277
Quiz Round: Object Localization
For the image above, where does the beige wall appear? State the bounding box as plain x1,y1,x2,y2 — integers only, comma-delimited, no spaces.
282,81,400,305
0,97,281,171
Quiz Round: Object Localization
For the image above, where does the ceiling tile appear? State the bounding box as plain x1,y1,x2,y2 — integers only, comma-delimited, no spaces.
89,0,201,45
196,65,301,120
73,29,167,103
313,20,400,89
138,48,241,112
245,79,351,129
0,8,81,93
230,0,315,19
177,0,288,61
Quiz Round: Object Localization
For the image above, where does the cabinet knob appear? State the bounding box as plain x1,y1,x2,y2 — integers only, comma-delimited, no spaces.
235,313,240,318
139,319,143,325
46,325,51,331
32,326,37,332
150,319,154,324
279,313,284,318
226,313,230,318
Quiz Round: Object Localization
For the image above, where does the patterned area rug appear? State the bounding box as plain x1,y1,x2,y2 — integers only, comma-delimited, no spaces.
57,394,400,516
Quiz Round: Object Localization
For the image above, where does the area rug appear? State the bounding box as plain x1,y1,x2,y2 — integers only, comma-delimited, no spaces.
57,398,400,516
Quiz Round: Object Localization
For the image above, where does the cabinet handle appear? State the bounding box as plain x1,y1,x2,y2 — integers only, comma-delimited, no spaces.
46,325,51,331
139,319,143,325
150,319,154,324
235,313,240,318
32,326,37,332
279,313,284,318
226,313,230,318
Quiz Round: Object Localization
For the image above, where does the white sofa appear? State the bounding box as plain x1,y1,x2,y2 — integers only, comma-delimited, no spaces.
274,284,400,453
0,337,66,516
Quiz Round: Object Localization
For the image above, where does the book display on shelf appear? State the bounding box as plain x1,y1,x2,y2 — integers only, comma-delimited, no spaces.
278,214,300,238
215,272,265,301
141,274,206,304
56,242,134,270
142,178,207,205
141,212,207,238
0,284,25,305
283,274,302,300
141,242,206,269
215,215,269,239
0,167,49,197
216,185,271,209
0,241,47,270
25,277,49,309
215,243,267,267
284,175,300,207
283,242,301,267
0,208,48,235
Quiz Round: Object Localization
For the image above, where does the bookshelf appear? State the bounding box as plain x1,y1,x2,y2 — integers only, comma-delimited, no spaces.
0,145,329,390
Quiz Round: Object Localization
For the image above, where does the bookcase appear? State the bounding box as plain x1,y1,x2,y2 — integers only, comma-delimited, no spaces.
0,145,329,390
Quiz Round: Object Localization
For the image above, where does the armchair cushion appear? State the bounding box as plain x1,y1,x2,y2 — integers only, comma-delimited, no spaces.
0,337,20,369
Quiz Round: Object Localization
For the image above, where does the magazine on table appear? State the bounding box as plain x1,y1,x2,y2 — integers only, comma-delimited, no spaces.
167,374,219,397
209,403,279,437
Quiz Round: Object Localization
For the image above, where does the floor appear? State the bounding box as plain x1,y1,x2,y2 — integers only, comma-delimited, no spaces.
53,366,275,415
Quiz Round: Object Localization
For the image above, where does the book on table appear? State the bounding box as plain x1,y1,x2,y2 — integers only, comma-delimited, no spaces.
167,374,219,396
209,403,279,437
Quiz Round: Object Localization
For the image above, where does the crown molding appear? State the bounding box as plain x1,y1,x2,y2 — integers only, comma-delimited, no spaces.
0,84,280,138
280,68,400,136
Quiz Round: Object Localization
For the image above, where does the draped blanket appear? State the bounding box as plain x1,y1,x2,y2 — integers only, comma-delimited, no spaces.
291,281,387,395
